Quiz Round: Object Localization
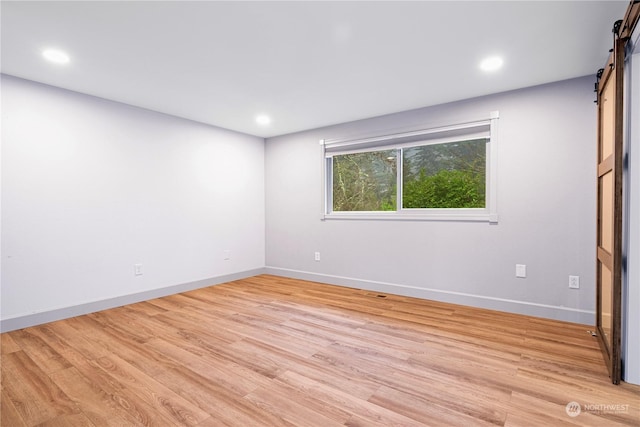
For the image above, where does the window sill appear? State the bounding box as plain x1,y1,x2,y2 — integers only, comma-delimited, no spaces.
322,211,498,223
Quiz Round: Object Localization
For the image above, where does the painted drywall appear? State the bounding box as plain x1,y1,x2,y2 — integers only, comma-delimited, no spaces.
622,26,640,384
265,76,597,325
1,75,265,328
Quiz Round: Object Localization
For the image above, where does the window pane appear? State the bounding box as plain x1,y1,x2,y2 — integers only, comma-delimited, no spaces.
402,139,486,209
332,150,397,211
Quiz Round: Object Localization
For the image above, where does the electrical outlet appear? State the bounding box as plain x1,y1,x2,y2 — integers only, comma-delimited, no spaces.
569,275,580,289
314,252,321,262
516,264,526,278
223,250,231,260
134,264,143,276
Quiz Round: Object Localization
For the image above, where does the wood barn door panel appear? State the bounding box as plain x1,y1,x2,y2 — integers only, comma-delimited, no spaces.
599,261,613,352
600,76,615,159
595,37,624,385
599,171,613,253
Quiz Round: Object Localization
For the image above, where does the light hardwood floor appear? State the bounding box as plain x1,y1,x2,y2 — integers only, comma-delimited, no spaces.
1,274,639,426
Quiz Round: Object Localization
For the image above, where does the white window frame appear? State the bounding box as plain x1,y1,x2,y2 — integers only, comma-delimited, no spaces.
321,111,499,223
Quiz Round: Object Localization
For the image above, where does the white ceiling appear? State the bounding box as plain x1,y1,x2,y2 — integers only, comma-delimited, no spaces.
1,1,628,138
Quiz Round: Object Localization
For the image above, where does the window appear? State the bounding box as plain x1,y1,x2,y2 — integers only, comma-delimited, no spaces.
402,139,486,209
332,149,397,211
322,112,499,222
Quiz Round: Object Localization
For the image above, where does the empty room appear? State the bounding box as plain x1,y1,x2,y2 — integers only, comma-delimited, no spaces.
1,1,640,426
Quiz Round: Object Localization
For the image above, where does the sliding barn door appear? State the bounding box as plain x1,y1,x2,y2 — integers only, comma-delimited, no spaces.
595,37,624,385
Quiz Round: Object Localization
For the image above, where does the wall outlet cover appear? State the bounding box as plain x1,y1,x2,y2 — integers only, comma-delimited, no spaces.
569,275,580,289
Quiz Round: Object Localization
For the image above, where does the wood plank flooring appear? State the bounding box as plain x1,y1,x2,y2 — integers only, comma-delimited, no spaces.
1,274,639,426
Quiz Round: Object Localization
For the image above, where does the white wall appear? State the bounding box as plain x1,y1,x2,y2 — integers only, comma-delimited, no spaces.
265,76,597,324
622,24,640,384
1,75,265,330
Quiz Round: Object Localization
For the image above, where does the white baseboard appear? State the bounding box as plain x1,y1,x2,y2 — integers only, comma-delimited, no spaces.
0,268,266,333
265,266,595,325
2,267,595,333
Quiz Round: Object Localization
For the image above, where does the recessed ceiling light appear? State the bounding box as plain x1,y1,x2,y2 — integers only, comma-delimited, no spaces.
479,56,503,72
42,48,70,64
256,114,271,125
